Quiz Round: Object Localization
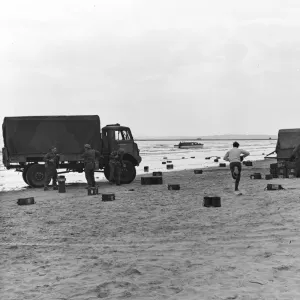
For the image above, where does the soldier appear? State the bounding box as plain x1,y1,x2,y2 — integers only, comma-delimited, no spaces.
290,143,300,177
44,146,60,191
109,148,124,185
81,144,101,188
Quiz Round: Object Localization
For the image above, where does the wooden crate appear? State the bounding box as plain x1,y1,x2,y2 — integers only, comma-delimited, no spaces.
287,168,296,178
277,167,287,178
286,162,296,169
141,176,163,185
277,161,287,168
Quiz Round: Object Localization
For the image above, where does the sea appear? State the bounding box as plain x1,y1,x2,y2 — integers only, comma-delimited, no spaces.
0,140,277,192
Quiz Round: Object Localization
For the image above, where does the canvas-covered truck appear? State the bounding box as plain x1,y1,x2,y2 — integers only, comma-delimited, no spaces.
265,128,300,161
264,128,300,178
2,115,142,188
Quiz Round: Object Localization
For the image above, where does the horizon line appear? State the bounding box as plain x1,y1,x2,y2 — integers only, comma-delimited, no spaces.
135,138,277,141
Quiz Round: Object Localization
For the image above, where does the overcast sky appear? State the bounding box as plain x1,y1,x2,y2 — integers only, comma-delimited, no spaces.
1,0,300,137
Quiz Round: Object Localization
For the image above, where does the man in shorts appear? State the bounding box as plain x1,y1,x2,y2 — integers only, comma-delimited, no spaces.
223,141,250,192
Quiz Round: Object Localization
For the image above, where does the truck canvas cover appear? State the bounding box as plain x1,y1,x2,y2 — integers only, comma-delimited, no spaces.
275,128,300,159
2,115,101,155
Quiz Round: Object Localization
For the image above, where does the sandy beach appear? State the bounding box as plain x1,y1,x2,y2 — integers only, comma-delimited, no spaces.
1,158,300,300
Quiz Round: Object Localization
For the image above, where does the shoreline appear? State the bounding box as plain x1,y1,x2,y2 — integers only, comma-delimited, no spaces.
136,138,277,141
1,158,274,195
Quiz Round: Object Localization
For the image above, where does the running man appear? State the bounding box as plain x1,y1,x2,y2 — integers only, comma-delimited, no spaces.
223,141,250,192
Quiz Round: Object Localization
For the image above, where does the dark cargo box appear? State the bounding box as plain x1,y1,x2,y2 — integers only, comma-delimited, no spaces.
2,115,101,155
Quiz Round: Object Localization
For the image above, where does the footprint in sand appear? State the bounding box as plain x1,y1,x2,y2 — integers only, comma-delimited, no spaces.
95,281,139,298
234,191,244,196
123,267,142,276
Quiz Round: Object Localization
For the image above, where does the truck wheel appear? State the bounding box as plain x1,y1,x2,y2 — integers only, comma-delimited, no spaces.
104,160,136,184
26,164,46,188
22,168,29,184
121,160,136,184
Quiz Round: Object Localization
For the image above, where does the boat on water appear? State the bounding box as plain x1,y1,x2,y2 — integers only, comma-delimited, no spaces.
174,141,204,149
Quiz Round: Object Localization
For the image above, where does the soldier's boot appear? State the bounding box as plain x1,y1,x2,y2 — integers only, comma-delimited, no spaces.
44,186,49,191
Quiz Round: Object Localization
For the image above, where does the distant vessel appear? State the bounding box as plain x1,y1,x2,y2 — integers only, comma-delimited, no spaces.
174,141,204,149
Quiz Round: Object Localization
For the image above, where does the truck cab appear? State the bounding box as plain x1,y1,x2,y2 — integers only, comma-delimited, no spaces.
101,124,142,183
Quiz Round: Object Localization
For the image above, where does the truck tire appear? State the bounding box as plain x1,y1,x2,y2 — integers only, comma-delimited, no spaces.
22,167,29,184
121,160,136,184
104,160,136,184
26,164,46,188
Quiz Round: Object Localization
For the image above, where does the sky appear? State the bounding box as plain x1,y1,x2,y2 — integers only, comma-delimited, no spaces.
1,0,300,137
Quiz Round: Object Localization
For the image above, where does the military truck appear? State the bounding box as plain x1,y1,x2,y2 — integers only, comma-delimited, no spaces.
2,115,142,187
265,128,300,161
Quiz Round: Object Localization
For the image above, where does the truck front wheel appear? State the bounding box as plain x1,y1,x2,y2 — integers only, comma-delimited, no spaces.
22,168,29,184
121,160,136,184
26,164,46,188
104,160,136,184
22,164,33,185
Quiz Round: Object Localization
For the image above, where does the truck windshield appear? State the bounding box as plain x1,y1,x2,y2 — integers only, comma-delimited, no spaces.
115,130,132,140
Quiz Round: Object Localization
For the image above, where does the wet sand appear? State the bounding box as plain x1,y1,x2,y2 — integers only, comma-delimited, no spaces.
1,159,300,300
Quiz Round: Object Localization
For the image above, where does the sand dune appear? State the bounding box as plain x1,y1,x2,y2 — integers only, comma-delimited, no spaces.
1,159,300,299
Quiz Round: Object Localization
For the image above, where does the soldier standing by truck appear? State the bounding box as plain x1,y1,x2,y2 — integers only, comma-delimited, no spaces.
44,146,60,191
109,148,124,185
81,144,101,188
